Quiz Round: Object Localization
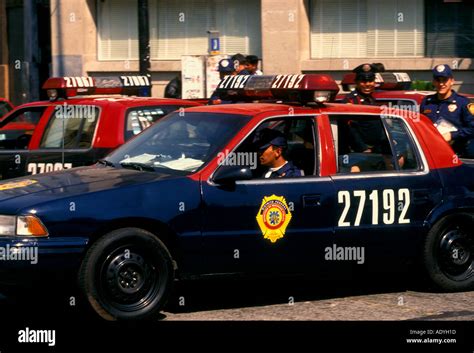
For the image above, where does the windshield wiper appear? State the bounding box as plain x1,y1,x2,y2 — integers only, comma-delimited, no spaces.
97,159,115,167
120,162,156,172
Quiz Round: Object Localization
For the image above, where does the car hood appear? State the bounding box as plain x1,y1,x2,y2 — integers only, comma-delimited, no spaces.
0,165,183,205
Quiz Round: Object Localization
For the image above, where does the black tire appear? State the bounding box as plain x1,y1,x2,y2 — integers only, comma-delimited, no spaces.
424,213,474,292
78,228,174,320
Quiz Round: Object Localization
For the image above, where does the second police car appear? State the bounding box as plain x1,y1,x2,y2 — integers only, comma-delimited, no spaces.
0,74,472,320
0,76,201,180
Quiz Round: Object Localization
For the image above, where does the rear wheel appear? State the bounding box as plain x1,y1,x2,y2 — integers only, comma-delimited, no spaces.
78,228,174,320
424,213,474,291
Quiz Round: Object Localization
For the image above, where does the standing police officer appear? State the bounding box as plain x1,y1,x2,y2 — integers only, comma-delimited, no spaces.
342,63,378,106
342,64,386,153
420,64,474,158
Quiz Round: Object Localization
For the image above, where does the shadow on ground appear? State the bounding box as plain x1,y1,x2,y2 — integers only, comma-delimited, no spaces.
0,269,432,321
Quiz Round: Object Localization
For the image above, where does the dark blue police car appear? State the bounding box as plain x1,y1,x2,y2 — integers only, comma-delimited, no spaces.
0,74,472,320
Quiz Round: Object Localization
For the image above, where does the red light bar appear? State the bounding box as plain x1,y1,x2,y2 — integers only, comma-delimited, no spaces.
215,74,339,104
341,72,412,91
42,75,152,99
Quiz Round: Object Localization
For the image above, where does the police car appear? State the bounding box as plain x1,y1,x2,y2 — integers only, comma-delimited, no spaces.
0,74,472,321
0,76,200,180
0,98,13,119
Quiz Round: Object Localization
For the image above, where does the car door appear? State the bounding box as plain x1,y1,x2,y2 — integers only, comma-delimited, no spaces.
0,106,49,180
201,115,337,275
26,104,101,175
328,113,443,267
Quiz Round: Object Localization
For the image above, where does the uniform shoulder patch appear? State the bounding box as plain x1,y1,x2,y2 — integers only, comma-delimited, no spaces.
468,103,474,115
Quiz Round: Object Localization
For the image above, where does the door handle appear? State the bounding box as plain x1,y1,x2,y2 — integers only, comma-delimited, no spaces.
303,195,321,207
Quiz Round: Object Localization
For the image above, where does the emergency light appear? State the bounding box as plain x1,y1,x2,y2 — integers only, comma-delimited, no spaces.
341,72,412,91
214,74,339,104
42,75,152,100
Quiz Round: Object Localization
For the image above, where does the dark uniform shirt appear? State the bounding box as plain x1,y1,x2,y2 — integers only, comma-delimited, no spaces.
263,161,303,178
420,90,474,142
342,89,386,153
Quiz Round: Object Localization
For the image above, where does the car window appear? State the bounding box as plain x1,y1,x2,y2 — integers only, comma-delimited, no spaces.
107,112,251,174
0,107,47,150
331,115,421,174
0,101,13,118
383,117,422,171
40,106,100,149
124,105,185,141
234,116,317,178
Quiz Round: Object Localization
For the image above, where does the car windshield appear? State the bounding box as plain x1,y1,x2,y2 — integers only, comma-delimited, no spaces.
106,111,251,174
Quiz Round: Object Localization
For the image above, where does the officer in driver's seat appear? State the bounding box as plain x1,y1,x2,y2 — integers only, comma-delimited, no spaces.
254,129,304,178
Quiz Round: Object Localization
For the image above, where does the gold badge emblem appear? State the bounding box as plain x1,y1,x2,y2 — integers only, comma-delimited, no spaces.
468,103,474,115
0,179,37,191
448,104,457,113
256,195,292,243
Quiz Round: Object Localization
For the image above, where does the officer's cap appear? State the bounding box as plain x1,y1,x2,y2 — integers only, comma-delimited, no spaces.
255,128,287,151
432,64,453,79
353,63,377,81
218,59,235,73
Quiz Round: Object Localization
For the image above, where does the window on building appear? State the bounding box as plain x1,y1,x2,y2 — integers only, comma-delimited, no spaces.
98,0,138,60
426,0,474,57
310,0,424,58
149,0,262,60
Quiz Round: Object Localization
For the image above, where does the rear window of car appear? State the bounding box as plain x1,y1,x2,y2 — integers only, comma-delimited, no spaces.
40,105,100,149
124,105,186,141
329,114,422,174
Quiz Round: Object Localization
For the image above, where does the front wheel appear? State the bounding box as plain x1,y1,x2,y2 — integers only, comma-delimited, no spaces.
424,213,474,292
78,228,174,320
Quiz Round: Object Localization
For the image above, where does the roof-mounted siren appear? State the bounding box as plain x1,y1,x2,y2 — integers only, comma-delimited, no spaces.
341,72,412,91
214,74,339,104
42,75,152,101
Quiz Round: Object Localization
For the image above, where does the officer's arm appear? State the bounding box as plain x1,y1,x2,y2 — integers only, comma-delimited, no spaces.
452,103,474,140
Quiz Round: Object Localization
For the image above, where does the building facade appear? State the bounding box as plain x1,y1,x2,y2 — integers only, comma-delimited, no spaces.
2,0,474,102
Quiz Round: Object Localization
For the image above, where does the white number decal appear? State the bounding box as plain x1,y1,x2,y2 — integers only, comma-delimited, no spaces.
382,189,395,225
120,75,150,87
337,191,351,227
338,188,411,227
398,189,411,224
353,190,366,227
271,74,305,89
27,163,73,175
369,190,379,225
63,77,93,88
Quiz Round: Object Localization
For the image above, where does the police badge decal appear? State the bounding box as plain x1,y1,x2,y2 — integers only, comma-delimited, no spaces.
256,195,292,243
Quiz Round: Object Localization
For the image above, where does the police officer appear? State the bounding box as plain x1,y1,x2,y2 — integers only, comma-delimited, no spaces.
255,129,303,178
420,64,474,158
208,58,236,105
342,63,386,153
231,54,251,75
342,63,378,105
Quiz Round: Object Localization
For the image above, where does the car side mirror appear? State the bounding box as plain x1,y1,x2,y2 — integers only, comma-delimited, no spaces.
212,165,253,184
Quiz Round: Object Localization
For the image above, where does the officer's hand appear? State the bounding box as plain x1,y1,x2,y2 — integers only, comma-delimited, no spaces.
442,132,452,142
211,99,222,105
363,148,372,153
